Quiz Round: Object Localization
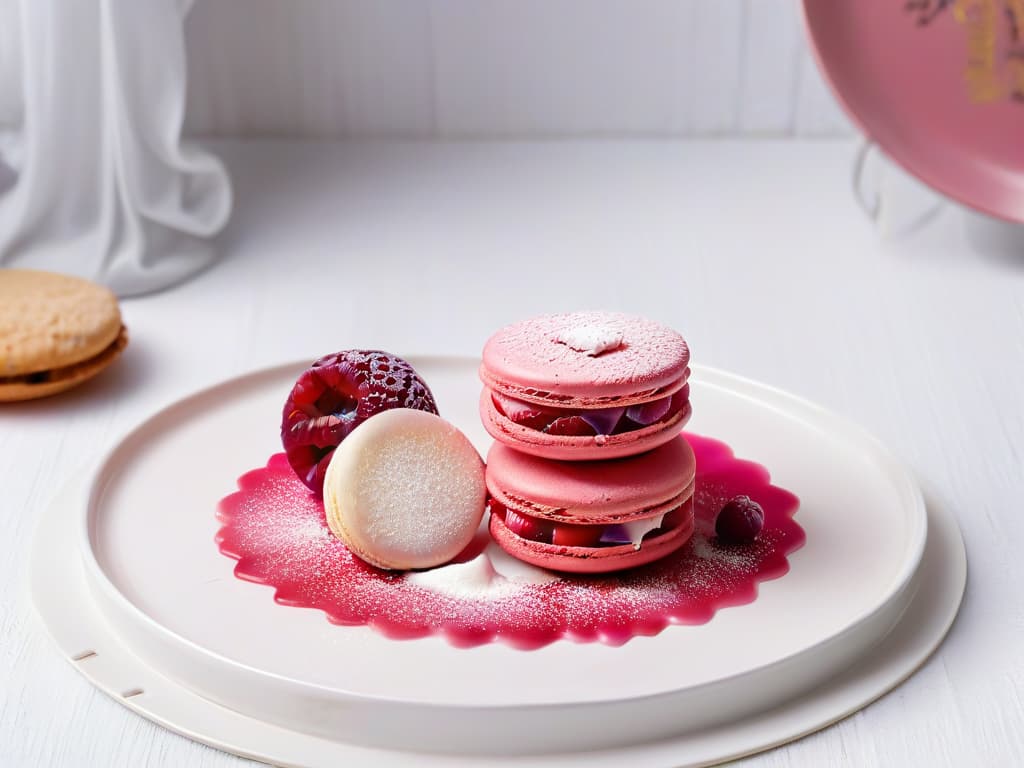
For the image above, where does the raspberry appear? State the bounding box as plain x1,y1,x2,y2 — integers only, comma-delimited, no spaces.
280,350,438,494
491,392,556,431
551,522,604,548
502,507,554,544
543,415,598,436
715,495,765,545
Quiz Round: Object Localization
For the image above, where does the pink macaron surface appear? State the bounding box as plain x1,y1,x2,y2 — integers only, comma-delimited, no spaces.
485,437,695,525
479,312,691,460
485,436,697,573
481,311,689,407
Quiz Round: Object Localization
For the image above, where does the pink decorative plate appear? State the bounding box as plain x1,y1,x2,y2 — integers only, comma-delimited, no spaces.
803,0,1024,222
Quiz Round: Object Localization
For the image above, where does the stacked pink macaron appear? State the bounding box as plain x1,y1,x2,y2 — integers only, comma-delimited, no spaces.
480,312,696,573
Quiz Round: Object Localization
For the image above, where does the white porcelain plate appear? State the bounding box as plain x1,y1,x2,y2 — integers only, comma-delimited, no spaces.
31,359,965,766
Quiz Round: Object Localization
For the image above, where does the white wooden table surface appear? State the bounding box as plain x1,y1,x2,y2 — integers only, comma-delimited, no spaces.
2,139,1022,767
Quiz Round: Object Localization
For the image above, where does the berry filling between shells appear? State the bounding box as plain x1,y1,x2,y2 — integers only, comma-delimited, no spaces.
492,500,693,550
491,385,691,437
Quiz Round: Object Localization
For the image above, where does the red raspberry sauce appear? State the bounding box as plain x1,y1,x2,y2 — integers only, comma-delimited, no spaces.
216,433,804,649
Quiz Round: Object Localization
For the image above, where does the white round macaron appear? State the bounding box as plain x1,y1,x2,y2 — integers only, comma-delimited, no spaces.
323,408,487,570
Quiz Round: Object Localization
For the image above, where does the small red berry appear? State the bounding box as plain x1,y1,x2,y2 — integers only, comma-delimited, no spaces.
491,393,556,431
551,521,604,548
503,508,554,544
543,415,598,436
280,350,438,494
715,495,764,545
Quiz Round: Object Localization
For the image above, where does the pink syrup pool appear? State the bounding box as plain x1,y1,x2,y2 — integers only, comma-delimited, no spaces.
216,433,804,649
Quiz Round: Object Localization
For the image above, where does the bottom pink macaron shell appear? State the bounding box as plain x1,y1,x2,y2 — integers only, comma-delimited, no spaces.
489,502,695,574
479,389,691,461
485,435,696,524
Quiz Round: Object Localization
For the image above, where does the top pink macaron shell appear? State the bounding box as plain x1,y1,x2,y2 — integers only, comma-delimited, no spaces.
485,435,696,525
481,312,690,407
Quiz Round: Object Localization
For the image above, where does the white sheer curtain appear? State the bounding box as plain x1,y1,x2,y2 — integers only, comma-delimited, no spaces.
0,0,231,296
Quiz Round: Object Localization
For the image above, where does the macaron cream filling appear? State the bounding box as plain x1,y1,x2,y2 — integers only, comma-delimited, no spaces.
491,384,690,437
492,499,693,551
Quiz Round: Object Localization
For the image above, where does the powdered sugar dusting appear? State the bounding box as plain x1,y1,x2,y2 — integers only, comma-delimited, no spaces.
554,323,624,356
408,554,520,601
216,434,803,649
482,312,690,401
351,424,484,560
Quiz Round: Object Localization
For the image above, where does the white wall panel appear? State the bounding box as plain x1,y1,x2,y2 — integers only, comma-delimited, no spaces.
429,1,691,137
0,0,854,138
737,0,803,134
185,0,435,137
792,36,855,137
682,0,745,134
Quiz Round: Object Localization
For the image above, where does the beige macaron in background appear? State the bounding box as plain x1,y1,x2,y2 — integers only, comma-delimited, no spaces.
0,269,128,402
